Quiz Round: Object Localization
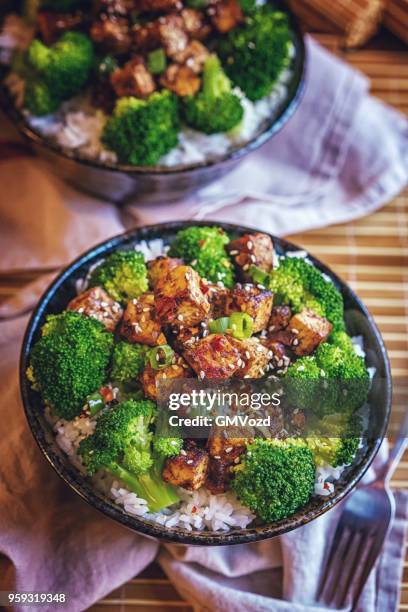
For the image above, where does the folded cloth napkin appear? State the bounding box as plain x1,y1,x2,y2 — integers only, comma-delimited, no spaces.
0,35,407,612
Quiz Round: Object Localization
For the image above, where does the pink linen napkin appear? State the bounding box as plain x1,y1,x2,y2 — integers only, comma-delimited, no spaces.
0,35,407,612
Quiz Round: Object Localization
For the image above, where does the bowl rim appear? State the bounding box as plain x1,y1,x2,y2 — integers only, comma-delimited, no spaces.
19,220,392,545
1,2,306,176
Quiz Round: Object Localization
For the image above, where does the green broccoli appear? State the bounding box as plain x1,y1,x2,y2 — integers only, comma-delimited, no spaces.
232,439,315,522
183,55,244,134
285,335,370,416
111,341,147,384
168,225,234,287
264,257,345,331
101,91,180,166
25,32,94,115
217,6,292,101
306,413,362,467
28,311,113,420
89,250,148,304
238,0,257,14
79,400,180,512
153,436,183,457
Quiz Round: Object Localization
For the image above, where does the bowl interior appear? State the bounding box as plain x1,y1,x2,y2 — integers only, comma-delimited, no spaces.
1,1,305,176
20,221,392,545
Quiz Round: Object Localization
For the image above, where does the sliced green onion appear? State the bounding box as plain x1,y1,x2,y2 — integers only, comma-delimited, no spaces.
147,345,174,370
249,265,271,287
209,317,230,334
86,392,105,416
147,48,167,75
229,312,253,339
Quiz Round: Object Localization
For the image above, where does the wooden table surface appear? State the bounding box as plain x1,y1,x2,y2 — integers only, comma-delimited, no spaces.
0,30,407,612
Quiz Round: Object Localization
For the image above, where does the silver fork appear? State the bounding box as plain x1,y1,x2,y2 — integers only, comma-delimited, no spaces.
317,409,408,610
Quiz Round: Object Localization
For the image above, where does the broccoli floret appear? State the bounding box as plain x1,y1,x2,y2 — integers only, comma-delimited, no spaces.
285,335,370,416
79,400,180,512
25,32,94,115
238,0,257,14
153,436,183,457
232,439,315,522
306,413,362,467
183,55,244,134
111,341,147,383
267,257,345,331
28,311,113,420
168,225,234,287
89,250,148,304
101,91,180,166
217,6,292,101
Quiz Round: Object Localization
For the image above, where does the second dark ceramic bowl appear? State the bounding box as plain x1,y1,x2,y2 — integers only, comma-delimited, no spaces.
0,2,306,203
20,221,392,545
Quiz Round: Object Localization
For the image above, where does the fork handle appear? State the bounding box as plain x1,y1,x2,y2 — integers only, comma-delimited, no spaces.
376,409,408,485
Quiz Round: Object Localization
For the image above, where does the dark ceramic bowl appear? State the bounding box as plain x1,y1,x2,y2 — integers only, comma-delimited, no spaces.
0,2,306,204
20,221,392,545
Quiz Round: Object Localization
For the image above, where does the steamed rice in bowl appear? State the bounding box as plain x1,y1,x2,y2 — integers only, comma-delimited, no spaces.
24,226,376,535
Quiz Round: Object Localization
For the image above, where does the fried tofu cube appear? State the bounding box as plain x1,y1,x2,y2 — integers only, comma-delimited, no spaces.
260,338,292,372
133,15,188,58
120,293,166,346
181,8,212,40
160,63,201,96
183,333,241,379
227,285,273,333
230,337,271,378
67,287,123,332
162,442,209,490
155,265,210,327
289,308,332,356
147,256,183,289
140,355,192,400
227,232,274,280
208,0,243,33
110,57,156,98
168,321,208,352
173,40,210,74
205,283,230,319
206,434,247,493
268,305,292,332
90,18,131,55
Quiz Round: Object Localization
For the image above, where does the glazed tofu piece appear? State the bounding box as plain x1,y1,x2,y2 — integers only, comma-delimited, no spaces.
120,293,166,346
155,265,210,327
181,8,212,40
67,287,122,333
208,0,243,33
147,256,183,289
37,11,85,45
206,434,247,493
289,308,332,356
133,15,188,58
227,285,273,333
90,18,131,54
140,355,192,400
173,40,210,74
230,337,271,378
110,57,156,98
160,64,201,96
268,305,292,332
260,339,291,372
227,232,274,280
205,283,230,319
168,320,209,352
162,442,209,490
183,334,241,379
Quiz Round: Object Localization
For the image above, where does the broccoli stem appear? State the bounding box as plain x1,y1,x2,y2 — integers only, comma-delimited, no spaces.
108,461,179,513
203,55,231,98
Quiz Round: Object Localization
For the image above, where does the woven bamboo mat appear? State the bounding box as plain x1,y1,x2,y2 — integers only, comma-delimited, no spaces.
0,32,407,612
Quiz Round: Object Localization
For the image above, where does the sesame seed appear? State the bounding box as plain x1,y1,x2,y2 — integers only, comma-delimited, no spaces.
247,241,253,250
234,457,240,464
199,370,206,379
292,338,299,346
257,284,266,290
256,345,264,352
191,259,197,265
243,264,249,271
171,440,178,446
225,447,233,453
297,365,305,371
269,325,275,332
229,363,235,369
77,307,84,313
142,307,150,312
291,328,299,334
177,314,184,321
277,359,284,367
214,455,221,459
186,459,193,464
180,449,187,456
229,250,239,255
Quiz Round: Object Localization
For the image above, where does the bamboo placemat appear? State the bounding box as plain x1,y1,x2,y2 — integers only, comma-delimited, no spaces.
0,32,406,612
